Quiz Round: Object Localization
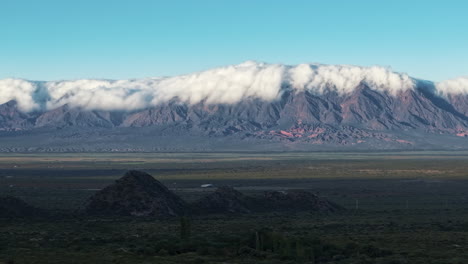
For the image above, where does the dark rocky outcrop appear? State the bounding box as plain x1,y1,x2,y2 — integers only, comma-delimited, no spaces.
191,187,343,215
0,196,43,218
85,170,189,217
84,170,343,217
258,190,343,213
191,186,253,214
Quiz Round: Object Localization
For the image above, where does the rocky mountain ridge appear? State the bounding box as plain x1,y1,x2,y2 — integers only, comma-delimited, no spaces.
1,62,467,151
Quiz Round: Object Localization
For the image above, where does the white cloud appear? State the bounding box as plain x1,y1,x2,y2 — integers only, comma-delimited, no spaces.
44,79,155,111
0,61,465,112
0,79,40,112
435,77,468,97
287,64,415,95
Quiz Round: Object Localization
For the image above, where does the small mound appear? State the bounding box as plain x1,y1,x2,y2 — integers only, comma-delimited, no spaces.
191,186,253,214
85,170,188,217
260,190,343,212
0,196,43,218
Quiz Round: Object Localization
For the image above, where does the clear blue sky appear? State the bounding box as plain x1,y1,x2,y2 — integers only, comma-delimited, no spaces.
1,0,467,81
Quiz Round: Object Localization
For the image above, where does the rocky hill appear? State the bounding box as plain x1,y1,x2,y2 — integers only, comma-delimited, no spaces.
85,170,189,217
191,186,254,214
83,171,343,217
258,190,343,212
191,187,343,215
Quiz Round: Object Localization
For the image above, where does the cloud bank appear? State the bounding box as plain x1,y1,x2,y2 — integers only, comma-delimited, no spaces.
435,77,468,97
0,61,466,112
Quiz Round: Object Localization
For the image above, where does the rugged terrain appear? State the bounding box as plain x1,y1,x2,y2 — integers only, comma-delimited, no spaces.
1,63,467,151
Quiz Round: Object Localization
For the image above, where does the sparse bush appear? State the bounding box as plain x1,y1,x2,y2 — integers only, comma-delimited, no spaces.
192,257,206,264
157,249,169,256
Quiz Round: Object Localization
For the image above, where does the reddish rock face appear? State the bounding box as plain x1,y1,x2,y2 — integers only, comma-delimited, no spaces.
447,94,468,117
0,100,34,131
0,82,467,150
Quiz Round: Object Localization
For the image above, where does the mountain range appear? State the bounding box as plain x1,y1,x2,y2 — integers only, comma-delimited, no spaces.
0,62,467,152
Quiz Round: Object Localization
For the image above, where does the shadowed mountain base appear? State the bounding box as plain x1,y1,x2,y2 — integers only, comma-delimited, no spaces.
0,196,44,218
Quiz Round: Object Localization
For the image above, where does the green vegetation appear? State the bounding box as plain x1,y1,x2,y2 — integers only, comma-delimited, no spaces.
0,152,468,263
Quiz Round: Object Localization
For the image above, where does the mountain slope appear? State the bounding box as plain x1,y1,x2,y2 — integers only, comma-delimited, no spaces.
0,62,467,151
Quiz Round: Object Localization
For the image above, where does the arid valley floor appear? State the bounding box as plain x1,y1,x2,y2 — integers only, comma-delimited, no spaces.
1,152,468,264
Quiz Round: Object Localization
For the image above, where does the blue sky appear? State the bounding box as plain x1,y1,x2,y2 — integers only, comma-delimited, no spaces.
1,0,467,81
